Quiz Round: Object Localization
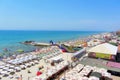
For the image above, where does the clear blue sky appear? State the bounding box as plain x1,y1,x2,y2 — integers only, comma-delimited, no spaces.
0,0,120,31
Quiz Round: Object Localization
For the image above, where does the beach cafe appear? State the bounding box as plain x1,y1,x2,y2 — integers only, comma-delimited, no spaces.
88,43,117,60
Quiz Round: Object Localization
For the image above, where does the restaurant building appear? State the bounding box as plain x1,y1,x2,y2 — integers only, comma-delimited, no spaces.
88,43,117,60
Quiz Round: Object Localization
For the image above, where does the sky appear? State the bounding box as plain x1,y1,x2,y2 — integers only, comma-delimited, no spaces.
0,0,120,31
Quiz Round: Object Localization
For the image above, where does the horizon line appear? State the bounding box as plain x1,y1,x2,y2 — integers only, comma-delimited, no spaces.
0,29,111,32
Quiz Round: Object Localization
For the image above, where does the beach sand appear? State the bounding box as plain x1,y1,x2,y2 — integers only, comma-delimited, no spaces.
1,59,45,80
1,49,120,80
112,75,120,80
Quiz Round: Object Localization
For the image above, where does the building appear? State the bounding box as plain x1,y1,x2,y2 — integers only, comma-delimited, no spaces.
88,43,117,60
116,45,120,62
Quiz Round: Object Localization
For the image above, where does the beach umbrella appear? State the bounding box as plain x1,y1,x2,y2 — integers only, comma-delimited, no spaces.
3,67,9,71
0,69,3,72
25,63,31,67
8,60,13,63
34,60,39,64
0,66,5,69
15,67,21,70
15,67,21,72
20,65,26,69
99,68,107,73
30,62,35,65
36,71,42,76
10,65,15,68
89,76,99,80
5,64,11,67
8,69,14,72
1,71,8,74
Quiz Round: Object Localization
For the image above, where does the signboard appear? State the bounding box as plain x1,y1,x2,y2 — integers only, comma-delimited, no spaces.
89,52,115,60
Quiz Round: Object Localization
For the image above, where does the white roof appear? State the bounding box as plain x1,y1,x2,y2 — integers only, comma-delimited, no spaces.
50,55,62,61
88,43,117,55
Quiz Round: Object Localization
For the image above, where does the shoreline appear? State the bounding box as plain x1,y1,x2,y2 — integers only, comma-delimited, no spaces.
0,31,104,59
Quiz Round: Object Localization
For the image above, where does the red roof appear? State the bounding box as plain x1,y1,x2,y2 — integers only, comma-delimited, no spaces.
107,61,120,69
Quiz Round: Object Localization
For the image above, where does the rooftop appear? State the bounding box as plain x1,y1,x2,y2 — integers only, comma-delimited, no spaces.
80,57,120,72
88,43,117,55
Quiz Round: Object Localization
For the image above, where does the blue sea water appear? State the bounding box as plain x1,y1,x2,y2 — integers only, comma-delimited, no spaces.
0,30,103,57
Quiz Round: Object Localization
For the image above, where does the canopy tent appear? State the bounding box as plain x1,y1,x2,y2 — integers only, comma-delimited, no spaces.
50,55,63,61
88,43,117,55
88,43,117,60
0,65,5,69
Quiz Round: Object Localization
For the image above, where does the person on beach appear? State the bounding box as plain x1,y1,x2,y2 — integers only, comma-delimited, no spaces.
18,75,22,80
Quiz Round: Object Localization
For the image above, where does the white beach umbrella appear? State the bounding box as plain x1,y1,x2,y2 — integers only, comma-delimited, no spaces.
89,76,99,80
10,65,15,68
99,68,107,73
3,67,9,70
28,57,32,60
0,69,3,72
33,55,37,59
28,62,32,66
29,55,32,57
5,64,11,67
17,60,22,64
34,60,39,64
24,58,28,62
12,61,17,65
20,65,26,69
8,60,13,63
25,63,31,67
1,71,8,74
0,66,5,69
8,69,14,72
15,67,21,71
30,62,35,65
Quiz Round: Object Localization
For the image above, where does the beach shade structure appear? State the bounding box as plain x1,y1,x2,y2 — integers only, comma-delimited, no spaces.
30,62,35,66
7,60,13,64
0,65,5,69
99,68,107,73
89,76,100,80
3,67,9,71
29,62,34,66
25,63,31,67
0,69,3,74
1,71,9,77
36,71,42,76
7,69,14,72
88,43,117,60
8,69,15,75
1,71,8,74
9,65,15,69
34,60,39,64
5,64,10,67
20,65,26,70
32,55,37,59
15,67,21,72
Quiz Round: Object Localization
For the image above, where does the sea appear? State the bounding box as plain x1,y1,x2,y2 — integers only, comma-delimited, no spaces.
0,30,103,57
